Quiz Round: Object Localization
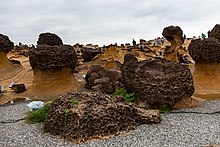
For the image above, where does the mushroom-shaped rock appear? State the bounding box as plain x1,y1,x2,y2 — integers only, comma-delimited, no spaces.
44,92,160,144
162,26,184,61
37,32,63,46
85,65,122,93
82,48,102,62
188,37,220,98
121,54,194,109
0,34,22,80
210,24,220,40
26,44,82,98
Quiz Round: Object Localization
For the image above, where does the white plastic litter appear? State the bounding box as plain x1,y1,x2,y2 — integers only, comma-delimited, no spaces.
27,101,44,111
9,82,15,88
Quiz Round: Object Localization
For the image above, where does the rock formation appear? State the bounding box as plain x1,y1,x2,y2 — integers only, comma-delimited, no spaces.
162,26,184,62
37,32,63,46
85,65,122,93
0,34,22,80
25,33,82,99
121,54,194,109
210,24,220,40
82,48,102,62
44,92,160,143
188,27,220,98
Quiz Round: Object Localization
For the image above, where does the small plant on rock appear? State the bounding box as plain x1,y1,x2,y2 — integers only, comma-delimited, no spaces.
113,88,136,102
71,97,78,106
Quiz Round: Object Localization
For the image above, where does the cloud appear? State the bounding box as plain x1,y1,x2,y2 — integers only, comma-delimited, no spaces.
0,0,220,45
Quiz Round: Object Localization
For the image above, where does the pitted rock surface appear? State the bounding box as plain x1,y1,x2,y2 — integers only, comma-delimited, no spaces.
44,92,160,143
37,32,63,46
121,54,194,109
188,37,220,63
29,44,77,71
82,48,102,62
85,65,122,93
211,24,220,40
0,34,14,52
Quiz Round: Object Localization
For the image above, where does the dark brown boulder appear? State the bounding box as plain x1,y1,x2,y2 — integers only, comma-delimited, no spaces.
85,65,122,93
210,24,220,40
29,44,77,71
37,32,63,46
11,84,26,93
121,54,194,109
44,92,160,143
0,34,14,52
188,37,220,63
82,48,102,62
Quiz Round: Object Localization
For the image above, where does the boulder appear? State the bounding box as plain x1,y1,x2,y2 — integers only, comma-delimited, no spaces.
121,54,194,109
0,34,14,53
210,24,220,40
82,48,102,62
44,92,160,143
37,32,63,46
188,37,220,63
85,65,122,93
11,84,26,93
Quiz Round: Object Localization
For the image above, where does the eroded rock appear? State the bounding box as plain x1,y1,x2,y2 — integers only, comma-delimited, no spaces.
82,48,102,62
121,54,194,109
85,65,122,93
188,37,220,63
0,34,14,52
44,92,160,143
210,24,220,40
37,32,63,46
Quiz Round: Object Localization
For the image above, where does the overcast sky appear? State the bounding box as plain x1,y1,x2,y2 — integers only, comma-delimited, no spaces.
1,0,220,45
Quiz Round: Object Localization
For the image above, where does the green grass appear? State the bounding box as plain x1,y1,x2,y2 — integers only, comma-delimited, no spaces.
113,88,136,102
25,106,50,124
71,97,78,106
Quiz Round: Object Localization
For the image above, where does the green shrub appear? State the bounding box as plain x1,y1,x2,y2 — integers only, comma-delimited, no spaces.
25,106,50,124
113,88,136,102
71,97,78,106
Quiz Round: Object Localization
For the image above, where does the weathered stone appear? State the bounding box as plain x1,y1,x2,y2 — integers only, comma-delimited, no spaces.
37,32,63,46
82,48,102,62
44,92,160,143
0,34,14,53
121,54,194,109
188,37,220,63
11,84,26,93
85,65,122,93
162,26,184,62
29,44,77,71
211,24,220,40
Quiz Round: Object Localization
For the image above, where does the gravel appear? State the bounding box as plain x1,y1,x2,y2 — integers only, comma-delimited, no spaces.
0,100,220,147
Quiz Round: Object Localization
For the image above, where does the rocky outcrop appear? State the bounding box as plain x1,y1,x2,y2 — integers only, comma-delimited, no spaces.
162,26,184,62
44,92,160,143
0,34,14,53
210,24,220,40
121,54,194,109
85,65,122,93
29,44,77,72
25,33,82,98
82,48,102,62
188,37,220,63
37,32,63,46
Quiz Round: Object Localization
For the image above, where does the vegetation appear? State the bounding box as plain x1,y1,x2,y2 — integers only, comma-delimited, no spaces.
71,97,78,106
25,106,50,124
160,105,172,113
113,88,136,102
65,109,72,116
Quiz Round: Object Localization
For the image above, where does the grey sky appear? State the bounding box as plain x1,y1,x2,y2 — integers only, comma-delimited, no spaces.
1,0,220,45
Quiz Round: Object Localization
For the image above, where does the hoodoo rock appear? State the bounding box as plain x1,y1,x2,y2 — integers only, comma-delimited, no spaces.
25,33,82,99
188,30,220,98
121,54,194,109
37,32,63,46
82,48,102,62
85,65,122,93
44,92,160,144
0,34,22,80
162,26,184,62
210,24,220,40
